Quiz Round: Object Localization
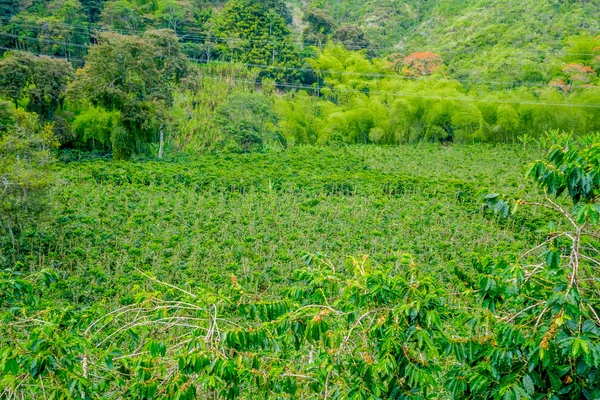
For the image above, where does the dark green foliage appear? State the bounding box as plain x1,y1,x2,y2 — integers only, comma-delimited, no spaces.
302,8,336,47
214,0,302,82
26,55,74,121
332,24,375,55
0,0,22,19
215,91,278,152
80,0,106,22
0,100,14,132
0,52,73,120
0,52,31,108
110,123,133,160
71,29,187,158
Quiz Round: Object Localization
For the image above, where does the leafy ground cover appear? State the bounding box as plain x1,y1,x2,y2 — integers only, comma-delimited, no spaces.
4,141,600,399
4,144,542,306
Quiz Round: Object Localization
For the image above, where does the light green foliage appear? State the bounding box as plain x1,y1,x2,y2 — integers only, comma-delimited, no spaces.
0,109,58,247
72,106,120,149
271,44,600,145
494,104,521,140
171,63,260,151
155,0,196,32
275,90,332,145
0,0,598,153
292,0,599,87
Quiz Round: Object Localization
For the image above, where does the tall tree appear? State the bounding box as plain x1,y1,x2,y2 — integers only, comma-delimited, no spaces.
215,0,302,83
302,8,336,47
402,51,444,76
27,55,74,121
71,29,187,159
0,52,32,108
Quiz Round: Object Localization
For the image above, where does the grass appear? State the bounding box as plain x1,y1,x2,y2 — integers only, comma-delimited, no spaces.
5,144,546,307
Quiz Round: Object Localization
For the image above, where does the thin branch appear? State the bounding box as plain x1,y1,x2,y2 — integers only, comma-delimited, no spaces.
500,301,545,323
134,267,197,298
588,304,600,327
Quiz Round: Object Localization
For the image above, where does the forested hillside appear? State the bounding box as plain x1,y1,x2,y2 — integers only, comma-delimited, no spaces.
0,0,598,156
299,0,599,82
1,0,600,399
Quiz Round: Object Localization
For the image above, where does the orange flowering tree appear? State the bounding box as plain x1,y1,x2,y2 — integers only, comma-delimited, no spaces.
548,79,571,93
562,63,595,85
402,51,444,76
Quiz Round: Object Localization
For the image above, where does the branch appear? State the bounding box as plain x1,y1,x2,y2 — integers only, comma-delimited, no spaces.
500,301,545,323
134,267,197,298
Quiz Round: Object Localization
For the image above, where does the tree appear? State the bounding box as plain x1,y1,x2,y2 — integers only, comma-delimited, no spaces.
402,51,444,76
249,0,291,23
451,102,483,142
0,0,23,19
71,30,187,159
494,104,520,141
80,0,106,22
100,0,148,33
562,63,595,86
155,0,196,32
26,55,74,121
72,106,120,150
0,109,58,249
0,52,73,120
214,0,302,83
0,52,32,108
215,91,278,152
332,24,375,56
302,8,336,47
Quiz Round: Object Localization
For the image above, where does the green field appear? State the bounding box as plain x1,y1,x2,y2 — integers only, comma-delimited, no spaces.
4,142,600,399
8,144,541,305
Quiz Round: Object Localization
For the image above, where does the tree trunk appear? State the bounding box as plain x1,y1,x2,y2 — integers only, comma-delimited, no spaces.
158,126,164,159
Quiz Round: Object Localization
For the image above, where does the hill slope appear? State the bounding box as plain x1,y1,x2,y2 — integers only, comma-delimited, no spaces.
296,0,599,82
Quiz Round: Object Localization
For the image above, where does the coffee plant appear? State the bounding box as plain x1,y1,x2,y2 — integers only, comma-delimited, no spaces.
1,140,599,398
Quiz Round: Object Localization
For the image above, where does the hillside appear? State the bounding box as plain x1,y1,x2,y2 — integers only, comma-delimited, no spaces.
296,0,599,82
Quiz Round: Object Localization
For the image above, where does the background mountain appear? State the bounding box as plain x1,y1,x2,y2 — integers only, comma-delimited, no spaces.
293,0,599,84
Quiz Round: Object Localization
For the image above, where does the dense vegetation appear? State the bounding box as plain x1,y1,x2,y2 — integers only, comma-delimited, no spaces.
0,0,598,155
1,0,600,398
2,139,600,398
